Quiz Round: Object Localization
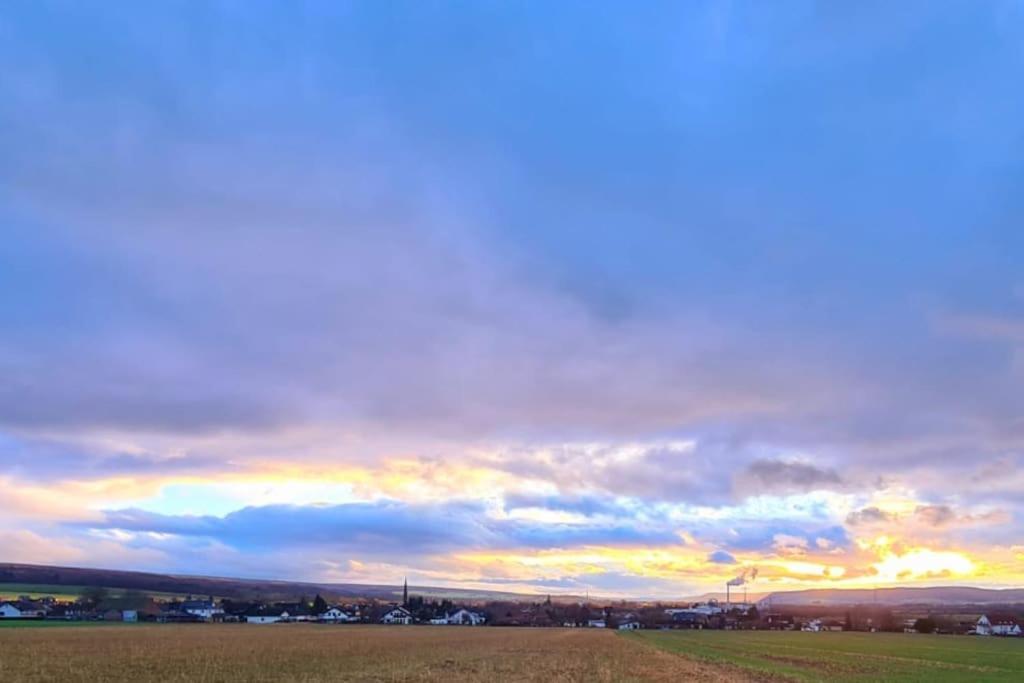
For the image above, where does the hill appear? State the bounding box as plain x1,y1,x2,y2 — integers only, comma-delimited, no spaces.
757,586,1024,607
0,563,540,603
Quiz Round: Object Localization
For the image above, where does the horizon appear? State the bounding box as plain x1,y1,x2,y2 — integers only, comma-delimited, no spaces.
6,561,1023,605
3,1,1024,600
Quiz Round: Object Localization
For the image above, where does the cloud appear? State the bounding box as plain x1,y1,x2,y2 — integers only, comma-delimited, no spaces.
1,1,1024,593
737,459,844,494
913,504,957,527
846,506,896,526
707,550,737,564
81,500,680,557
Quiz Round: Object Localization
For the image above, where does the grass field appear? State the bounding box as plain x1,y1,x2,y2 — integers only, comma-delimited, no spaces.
0,623,760,682
627,630,1024,682
3,624,1021,681
0,583,89,600
0,583,187,601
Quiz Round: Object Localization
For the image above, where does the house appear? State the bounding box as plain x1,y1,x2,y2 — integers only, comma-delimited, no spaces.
977,615,1022,637
446,608,486,625
0,601,45,619
586,619,607,628
157,609,204,623
276,603,313,622
802,618,823,632
319,607,354,623
181,599,223,621
244,607,290,624
618,621,641,630
763,614,796,631
672,611,710,629
122,610,138,623
0,602,24,618
380,606,413,625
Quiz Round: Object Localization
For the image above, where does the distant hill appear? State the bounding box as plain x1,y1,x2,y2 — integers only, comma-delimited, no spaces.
0,563,546,603
4,563,1022,608
757,586,1024,607
681,591,769,604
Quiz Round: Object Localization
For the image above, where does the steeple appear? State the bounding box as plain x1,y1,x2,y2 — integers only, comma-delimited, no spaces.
402,577,408,607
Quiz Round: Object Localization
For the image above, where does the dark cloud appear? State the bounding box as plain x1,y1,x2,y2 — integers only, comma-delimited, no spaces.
738,459,844,494
914,504,957,527
0,434,232,482
845,506,896,526
707,550,737,564
82,501,678,556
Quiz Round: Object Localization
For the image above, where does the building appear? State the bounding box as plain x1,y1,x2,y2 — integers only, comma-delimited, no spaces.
586,619,606,628
380,606,413,625
0,601,45,619
181,599,223,621
244,607,290,624
122,610,138,623
617,621,641,630
977,615,1022,637
671,611,710,629
447,608,485,625
319,607,354,622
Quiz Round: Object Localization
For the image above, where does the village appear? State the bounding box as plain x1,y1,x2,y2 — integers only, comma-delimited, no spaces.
2,585,1020,637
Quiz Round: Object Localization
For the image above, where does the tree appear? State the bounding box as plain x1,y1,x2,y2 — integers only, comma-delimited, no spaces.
914,617,937,634
312,594,328,616
80,586,109,610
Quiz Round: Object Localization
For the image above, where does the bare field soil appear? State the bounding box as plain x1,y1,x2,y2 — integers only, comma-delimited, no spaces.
0,624,765,682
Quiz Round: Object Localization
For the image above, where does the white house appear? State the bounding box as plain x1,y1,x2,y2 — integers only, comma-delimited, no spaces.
978,615,1022,637
586,619,606,628
246,610,289,624
617,621,641,630
0,603,24,618
0,602,44,619
181,599,223,620
319,607,354,623
380,606,413,625
446,608,485,626
802,619,823,632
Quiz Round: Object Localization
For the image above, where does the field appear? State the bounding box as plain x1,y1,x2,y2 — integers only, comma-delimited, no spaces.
3,624,1022,681
0,623,758,682
0,583,187,601
627,630,1024,682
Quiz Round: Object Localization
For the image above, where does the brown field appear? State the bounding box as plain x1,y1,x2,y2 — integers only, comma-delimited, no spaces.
0,624,765,682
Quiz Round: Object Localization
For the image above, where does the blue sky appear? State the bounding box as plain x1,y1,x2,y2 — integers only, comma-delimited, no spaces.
1,1,1023,596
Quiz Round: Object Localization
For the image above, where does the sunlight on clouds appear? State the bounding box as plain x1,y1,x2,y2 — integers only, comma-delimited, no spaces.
872,548,976,581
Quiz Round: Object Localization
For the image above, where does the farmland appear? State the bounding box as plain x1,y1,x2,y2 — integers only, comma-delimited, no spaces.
3,624,1023,681
0,583,188,601
628,629,1024,682
0,623,757,682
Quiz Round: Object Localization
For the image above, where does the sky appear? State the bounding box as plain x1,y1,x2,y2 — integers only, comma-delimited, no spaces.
1,1,1023,599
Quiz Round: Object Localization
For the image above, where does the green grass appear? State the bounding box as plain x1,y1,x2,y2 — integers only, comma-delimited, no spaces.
625,629,1024,682
0,583,189,601
0,620,127,628
0,584,87,600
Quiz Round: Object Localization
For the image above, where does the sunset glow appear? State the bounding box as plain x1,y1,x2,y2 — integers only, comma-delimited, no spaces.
2,1,1023,600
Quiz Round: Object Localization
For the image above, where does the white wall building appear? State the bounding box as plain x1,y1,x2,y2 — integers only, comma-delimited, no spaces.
319,607,354,622
381,606,413,625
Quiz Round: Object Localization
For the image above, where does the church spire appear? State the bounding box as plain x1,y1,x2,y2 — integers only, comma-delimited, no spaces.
402,576,408,607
